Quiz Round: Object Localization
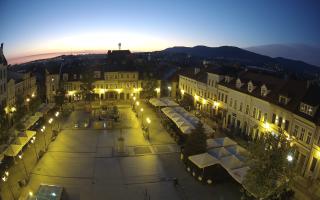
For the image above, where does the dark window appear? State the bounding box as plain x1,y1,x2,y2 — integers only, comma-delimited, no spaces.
278,117,282,127
284,120,290,131
272,114,276,123
310,157,317,172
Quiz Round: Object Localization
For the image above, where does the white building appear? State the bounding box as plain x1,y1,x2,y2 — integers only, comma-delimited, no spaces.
178,66,320,182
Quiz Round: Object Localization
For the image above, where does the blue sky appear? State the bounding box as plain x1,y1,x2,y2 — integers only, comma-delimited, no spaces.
1,0,320,58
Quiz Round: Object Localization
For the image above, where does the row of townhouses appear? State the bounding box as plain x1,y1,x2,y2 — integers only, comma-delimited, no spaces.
46,67,143,103
179,66,320,182
0,44,37,114
45,50,162,103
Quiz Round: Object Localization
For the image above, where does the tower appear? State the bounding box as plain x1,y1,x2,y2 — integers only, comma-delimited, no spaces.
118,42,121,50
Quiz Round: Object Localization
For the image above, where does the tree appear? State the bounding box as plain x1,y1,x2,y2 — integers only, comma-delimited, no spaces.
55,87,66,108
141,76,158,99
81,70,95,104
243,131,296,199
179,94,195,111
183,122,207,157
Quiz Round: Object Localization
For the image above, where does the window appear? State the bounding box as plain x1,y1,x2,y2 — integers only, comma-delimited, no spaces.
272,114,276,123
246,105,249,115
224,95,228,103
310,157,317,172
261,85,268,96
293,125,299,137
279,95,289,105
278,117,283,127
218,92,221,100
257,110,262,121
230,98,233,106
300,103,314,116
299,128,305,141
263,113,268,123
252,107,256,118
306,132,312,144
239,102,243,112
284,120,290,131
234,100,237,109
236,79,242,88
248,82,254,92
73,74,77,79
221,93,224,102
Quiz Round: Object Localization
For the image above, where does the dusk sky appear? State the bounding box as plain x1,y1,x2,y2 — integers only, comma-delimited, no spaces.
1,0,320,62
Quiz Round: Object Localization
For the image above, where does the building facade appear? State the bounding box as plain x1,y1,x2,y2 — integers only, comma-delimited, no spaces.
7,70,37,108
178,66,320,182
0,43,7,107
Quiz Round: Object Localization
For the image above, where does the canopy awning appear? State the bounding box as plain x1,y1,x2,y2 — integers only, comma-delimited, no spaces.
230,166,250,184
220,155,244,170
208,137,237,148
208,147,232,159
188,153,219,169
4,144,23,157
150,98,179,107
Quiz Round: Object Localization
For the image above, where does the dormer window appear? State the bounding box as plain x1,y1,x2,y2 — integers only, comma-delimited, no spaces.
248,81,255,93
279,95,289,105
94,71,101,79
261,84,268,96
63,73,68,81
300,103,315,116
236,78,243,89
225,76,232,83
73,74,77,79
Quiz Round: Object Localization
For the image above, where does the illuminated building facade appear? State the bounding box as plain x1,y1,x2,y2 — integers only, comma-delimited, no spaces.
179,66,320,181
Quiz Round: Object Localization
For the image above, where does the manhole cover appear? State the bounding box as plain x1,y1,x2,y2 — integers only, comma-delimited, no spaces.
134,146,151,154
154,146,170,153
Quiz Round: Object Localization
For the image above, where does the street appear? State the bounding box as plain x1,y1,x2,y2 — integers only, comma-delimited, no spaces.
3,103,241,200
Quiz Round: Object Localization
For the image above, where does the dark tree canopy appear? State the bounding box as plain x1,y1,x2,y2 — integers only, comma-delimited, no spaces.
243,131,296,199
184,122,207,157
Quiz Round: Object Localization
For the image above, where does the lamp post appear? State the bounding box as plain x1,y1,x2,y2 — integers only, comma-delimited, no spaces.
2,171,16,200
41,126,47,150
135,101,140,115
146,117,151,140
26,98,30,112
30,136,39,160
55,111,60,131
140,108,144,125
18,154,29,179
48,118,54,141
168,86,172,97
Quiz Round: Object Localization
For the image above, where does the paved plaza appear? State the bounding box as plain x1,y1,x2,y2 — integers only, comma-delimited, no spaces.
3,103,241,200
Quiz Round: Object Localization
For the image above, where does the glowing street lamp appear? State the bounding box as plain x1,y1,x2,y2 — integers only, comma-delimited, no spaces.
287,154,293,162
136,101,140,106
48,118,53,124
2,171,15,200
40,126,47,150
30,136,39,159
55,111,60,117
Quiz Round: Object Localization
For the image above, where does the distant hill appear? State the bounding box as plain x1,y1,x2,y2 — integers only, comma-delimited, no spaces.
163,45,320,76
246,44,320,67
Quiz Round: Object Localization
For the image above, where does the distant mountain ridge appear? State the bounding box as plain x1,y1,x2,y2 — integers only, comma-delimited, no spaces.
163,45,320,76
245,44,320,67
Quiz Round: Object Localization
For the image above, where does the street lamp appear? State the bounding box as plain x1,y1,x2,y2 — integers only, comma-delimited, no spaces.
41,126,47,150
287,154,293,162
26,98,31,111
140,108,144,125
2,171,16,200
18,154,29,179
168,86,172,97
30,136,39,160
146,117,151,140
